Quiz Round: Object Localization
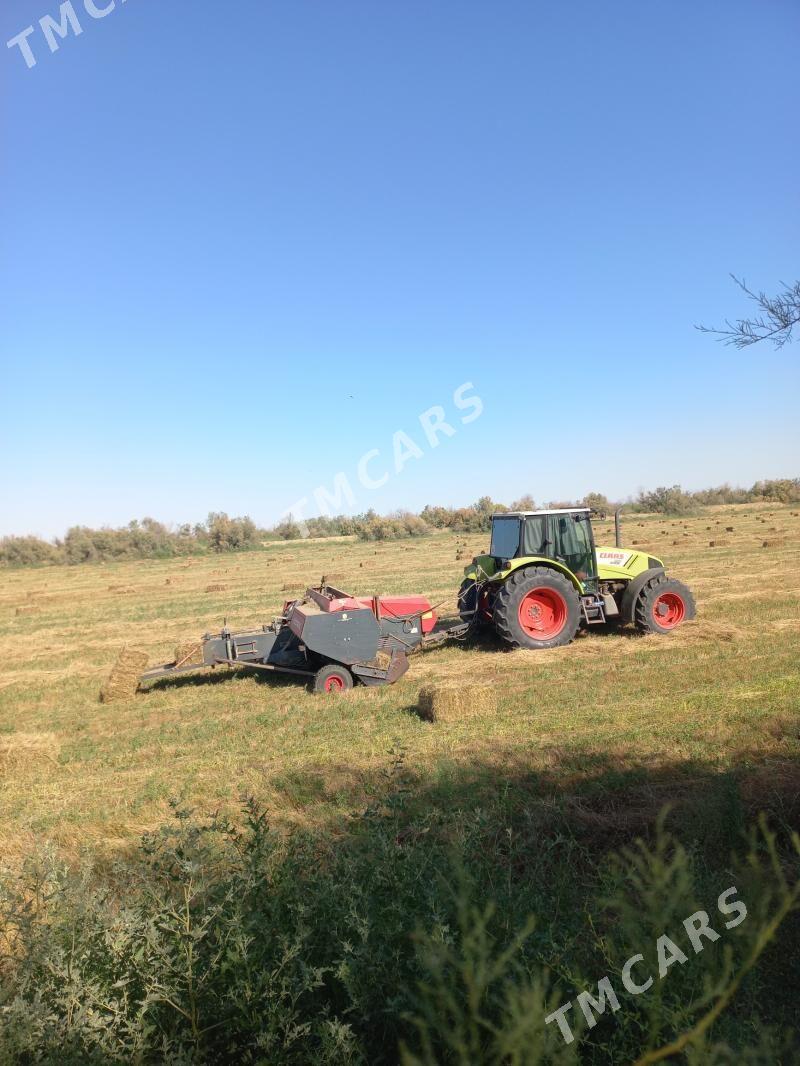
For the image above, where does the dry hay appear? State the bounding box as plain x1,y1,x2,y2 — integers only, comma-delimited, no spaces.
174,641,204,666
0,732,59,771
15,605,40,617
205,583,228,593
676,620,746,645
99,646,149,703
365,650,393,670
108,585,136,594
417,682,498,723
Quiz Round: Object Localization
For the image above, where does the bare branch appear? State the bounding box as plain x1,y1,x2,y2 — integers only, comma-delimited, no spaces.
697,274,800,348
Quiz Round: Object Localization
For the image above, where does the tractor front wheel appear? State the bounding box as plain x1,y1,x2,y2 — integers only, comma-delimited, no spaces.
635,575,696,634
493,567,581,650
313,664,354,694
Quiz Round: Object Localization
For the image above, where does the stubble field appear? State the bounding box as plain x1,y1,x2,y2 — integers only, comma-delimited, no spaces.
1,502,798,867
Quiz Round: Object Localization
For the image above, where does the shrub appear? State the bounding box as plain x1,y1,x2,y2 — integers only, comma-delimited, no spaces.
0,536,62,568
635,485,700,516
583,491,611,512
206,513,260,552
750,478,800,504
0,773,797,1065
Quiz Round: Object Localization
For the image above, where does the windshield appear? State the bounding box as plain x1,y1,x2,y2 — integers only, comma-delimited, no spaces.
490,517,521,559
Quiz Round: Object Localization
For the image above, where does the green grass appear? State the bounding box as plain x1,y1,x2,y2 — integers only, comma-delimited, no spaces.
1,504,799,1062
0,502,798,853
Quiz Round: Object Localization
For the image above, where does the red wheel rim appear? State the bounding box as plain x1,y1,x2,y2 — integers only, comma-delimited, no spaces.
518,587,567,640
651,592,685,629
324,674,346,692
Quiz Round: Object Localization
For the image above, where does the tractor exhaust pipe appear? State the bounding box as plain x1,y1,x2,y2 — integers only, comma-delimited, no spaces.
614,508,623,548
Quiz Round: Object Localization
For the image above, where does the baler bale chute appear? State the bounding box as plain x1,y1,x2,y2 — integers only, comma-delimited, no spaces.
130,583,473,697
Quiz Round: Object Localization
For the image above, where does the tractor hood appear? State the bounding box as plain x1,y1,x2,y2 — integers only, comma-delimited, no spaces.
595,546,663,580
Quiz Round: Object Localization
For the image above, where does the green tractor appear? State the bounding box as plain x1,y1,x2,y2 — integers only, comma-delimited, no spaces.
459,508,696,650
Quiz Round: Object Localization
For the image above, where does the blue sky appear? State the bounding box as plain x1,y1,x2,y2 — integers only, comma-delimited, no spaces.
1,0,798,539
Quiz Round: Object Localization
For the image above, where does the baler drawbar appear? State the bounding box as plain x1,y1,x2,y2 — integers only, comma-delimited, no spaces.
139,582,472,695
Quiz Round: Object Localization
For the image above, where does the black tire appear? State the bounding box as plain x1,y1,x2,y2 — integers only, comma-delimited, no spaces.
313,664,354,694
493,566,581,650
457,579,489,628
634,575,696,635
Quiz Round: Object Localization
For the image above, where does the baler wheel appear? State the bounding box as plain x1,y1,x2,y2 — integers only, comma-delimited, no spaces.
635,575,696,634
313,664,354,694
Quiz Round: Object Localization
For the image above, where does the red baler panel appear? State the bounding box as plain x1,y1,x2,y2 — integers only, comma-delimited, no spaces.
310,589,437,633
361,596,437,633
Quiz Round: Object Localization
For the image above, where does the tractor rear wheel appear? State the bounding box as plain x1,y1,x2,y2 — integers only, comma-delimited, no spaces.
634,575,696,634
313,664,354,694
493,567,580,650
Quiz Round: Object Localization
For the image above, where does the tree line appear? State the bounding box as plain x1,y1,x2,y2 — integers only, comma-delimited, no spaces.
1,478,797,568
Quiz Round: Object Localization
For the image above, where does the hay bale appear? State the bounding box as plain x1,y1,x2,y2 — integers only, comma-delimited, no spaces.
365,650,393,670
725,526,734,532
762,539,785,548
100,646,149,703
174,641,203,666
708,539,729,547
417,682,497,723
0,732,59,770
108,585,136,594
205,583,227,593
15,605,40,617
281,583,299,592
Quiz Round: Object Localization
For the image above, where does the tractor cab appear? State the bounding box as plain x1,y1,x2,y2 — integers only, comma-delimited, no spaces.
488,509,597,589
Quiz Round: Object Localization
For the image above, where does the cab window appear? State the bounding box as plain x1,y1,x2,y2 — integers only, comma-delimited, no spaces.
490,517,521,559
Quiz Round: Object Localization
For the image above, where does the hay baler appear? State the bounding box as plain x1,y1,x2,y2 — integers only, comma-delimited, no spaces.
139,584,470,694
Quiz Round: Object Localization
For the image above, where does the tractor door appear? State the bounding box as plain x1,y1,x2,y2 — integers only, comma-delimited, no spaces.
548,513,597,588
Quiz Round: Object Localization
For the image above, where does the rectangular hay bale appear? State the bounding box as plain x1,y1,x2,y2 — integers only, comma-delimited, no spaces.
417,682,497,723
0,732,59,770
100,646,149,704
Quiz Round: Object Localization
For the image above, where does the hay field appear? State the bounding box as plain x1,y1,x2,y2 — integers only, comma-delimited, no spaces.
1,503,798,863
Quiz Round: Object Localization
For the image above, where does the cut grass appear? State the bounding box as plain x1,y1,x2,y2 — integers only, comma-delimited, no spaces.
0,502,798,864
